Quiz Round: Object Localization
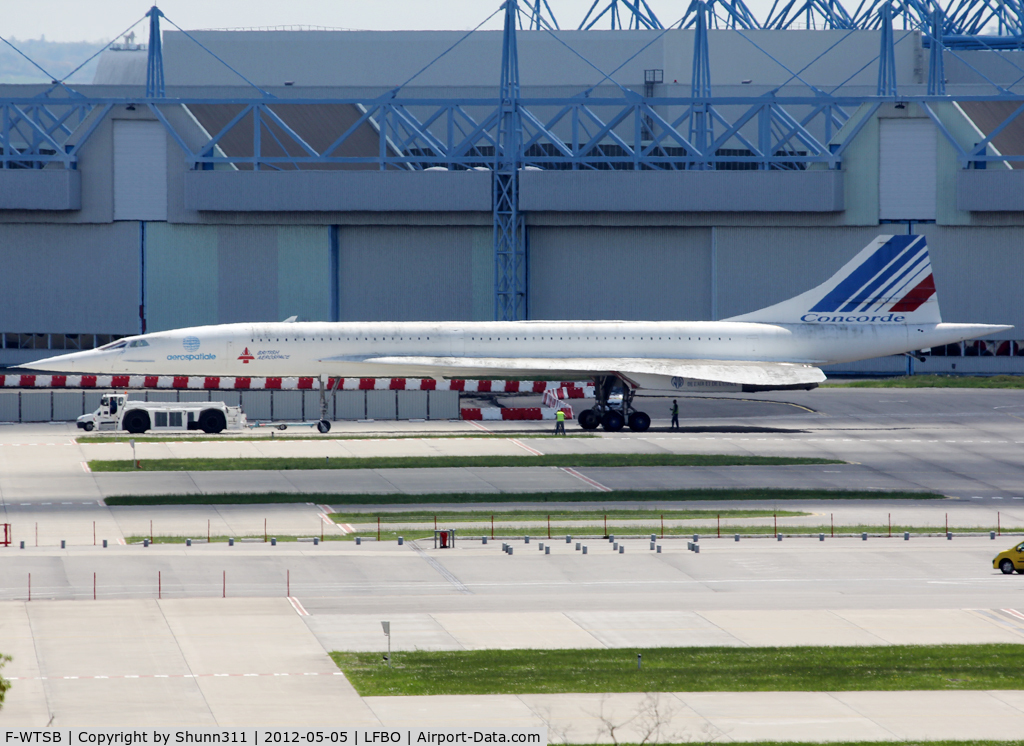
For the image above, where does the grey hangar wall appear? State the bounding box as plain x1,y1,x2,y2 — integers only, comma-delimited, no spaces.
5,218,1022,374
3,106,1024,374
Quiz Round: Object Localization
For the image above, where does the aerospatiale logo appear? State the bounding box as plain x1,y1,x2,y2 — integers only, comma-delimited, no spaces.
238,347,255,364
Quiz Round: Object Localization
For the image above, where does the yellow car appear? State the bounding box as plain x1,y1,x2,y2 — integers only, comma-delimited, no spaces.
993,542,1024,574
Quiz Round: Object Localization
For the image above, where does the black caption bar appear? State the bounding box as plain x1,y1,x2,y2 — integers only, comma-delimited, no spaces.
1,730,546,746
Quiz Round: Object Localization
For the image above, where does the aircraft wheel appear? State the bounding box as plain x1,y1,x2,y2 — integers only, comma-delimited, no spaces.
317,419,331,434
83,422,94,432
628,412,651,432
1001,559,1015,574
277,424,288,431
601,411,625,432
123,411,150,434
578,409,600,430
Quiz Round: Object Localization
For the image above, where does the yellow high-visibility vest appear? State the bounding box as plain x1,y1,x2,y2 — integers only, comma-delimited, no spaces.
556,410,566,422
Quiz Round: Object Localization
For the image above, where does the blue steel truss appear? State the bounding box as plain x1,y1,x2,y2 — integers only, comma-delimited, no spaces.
4,1,1024,318
579,0,663,29
678,0,762,29
569,0,1024,44
852,0,1024,38
2,1,1022,173
9,93,1022,168
519,0,560,29
764,0,857,29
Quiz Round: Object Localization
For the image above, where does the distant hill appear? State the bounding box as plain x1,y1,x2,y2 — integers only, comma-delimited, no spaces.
0,38,108,85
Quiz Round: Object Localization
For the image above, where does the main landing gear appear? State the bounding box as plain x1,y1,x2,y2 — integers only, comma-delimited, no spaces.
316,375,343,434
577,376,651,432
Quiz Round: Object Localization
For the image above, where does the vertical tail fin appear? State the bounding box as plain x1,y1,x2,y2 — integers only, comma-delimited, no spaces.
726,235,941,325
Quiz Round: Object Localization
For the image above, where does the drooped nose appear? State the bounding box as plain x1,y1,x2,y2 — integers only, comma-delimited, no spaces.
17,349,110,374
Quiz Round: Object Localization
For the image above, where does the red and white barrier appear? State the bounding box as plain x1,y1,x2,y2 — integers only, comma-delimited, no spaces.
461,407,573,421
0,374,594,396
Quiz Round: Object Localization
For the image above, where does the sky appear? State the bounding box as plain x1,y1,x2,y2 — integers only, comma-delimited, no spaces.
5,0,783,43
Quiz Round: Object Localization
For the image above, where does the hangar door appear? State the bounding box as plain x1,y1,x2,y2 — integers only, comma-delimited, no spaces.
113,120,167,221
878,118,936,221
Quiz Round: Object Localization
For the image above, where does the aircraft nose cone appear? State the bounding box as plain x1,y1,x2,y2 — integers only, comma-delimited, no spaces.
18,350,94,373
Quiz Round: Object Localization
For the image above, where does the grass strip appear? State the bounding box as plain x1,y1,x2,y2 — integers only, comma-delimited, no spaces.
326,508,806,523
331,644,1024,696
89,454,842,472
103,487,943,506
129,524,1017,543
824,374,1024,389
125,535,342,544
80,433,597,444
332,524,1008,540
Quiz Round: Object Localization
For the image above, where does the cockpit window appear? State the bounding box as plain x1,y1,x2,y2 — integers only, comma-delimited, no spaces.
128,339,149,348
99,340,128,350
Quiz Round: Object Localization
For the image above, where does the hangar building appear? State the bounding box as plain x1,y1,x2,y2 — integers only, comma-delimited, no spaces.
2,2,1024,377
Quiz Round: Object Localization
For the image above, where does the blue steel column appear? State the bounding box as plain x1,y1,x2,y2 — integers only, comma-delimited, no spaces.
928,7,946,96
494,0,527,321
142,6,162,335
146,6,165,98
876,2,897,97
689,1,713,170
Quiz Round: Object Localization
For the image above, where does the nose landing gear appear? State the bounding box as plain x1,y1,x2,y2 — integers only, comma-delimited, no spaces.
578,376,650,432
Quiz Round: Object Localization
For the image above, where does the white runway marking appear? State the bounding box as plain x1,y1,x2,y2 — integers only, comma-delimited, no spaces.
561,467,612,492
288,596,310,616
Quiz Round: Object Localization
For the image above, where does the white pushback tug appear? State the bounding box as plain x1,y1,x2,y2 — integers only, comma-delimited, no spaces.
77,392,247,434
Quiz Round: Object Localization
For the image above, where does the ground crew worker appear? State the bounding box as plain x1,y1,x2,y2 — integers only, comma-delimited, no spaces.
555,408,567,435
671,399,679,430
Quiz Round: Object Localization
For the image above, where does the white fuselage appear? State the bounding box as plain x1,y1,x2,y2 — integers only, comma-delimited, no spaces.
26,319,1005,381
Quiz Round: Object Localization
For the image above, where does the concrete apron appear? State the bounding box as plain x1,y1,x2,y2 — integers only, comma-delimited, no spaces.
3,600,1024,738
363,690,1024,742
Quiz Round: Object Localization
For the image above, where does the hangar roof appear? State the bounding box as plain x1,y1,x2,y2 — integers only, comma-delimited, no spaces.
93,28,926,91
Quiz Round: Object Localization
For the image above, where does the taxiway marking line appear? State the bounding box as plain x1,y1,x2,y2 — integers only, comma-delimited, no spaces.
561,467,613,492
510,439,544,456
287,596,310,616
318,513,349,534
467,420,493,434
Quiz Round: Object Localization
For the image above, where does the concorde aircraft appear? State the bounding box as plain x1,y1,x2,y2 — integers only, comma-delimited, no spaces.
24,235,1011,432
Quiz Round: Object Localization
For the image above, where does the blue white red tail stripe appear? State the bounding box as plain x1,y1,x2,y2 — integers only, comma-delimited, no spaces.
853,249,929,313
810,235,934,314
724,234,944,325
